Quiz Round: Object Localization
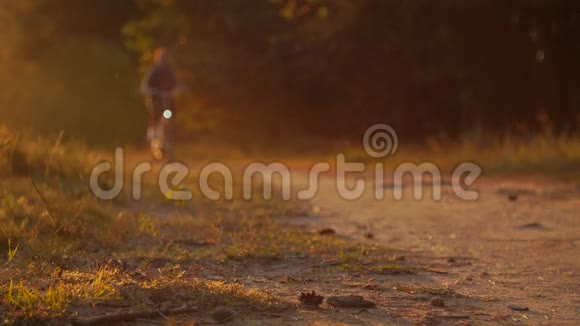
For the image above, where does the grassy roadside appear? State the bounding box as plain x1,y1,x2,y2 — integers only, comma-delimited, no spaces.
341,128,580,182
1,125,578,324
0,128,411,324
170,122,580,182
0,174,413,323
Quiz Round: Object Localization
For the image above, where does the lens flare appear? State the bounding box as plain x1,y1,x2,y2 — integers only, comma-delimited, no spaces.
163,109,172,119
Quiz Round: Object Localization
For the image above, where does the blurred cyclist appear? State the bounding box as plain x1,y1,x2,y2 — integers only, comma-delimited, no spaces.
141,47,180,142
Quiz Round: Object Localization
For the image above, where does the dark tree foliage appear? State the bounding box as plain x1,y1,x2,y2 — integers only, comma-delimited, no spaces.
122,0,580,142
2,0,579,145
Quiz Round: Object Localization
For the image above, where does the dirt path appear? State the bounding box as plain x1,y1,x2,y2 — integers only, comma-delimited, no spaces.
102,155,580,324
284,174,580,324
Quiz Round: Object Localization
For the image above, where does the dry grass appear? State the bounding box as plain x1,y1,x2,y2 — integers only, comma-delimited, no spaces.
0,181,387,323
1,124,577,323
0,128,396,323
341,123,580,181
329,115,580,183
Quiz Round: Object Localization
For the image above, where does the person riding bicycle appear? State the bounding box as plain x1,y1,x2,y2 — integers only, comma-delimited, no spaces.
141,47,180,142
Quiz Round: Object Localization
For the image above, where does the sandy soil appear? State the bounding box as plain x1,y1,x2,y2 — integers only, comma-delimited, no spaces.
266,174,580,325
108,155,579,325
